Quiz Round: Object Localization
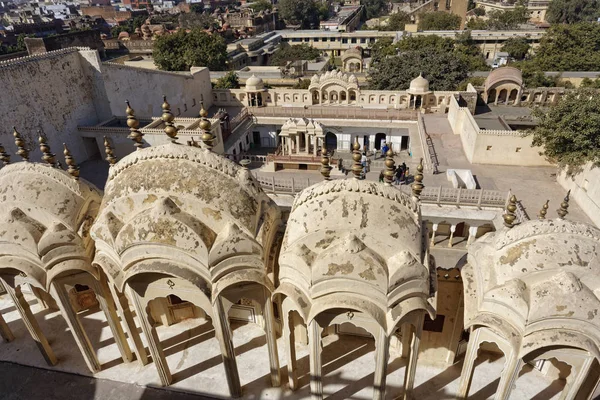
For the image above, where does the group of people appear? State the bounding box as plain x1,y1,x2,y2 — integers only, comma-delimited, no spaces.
379,162,410,185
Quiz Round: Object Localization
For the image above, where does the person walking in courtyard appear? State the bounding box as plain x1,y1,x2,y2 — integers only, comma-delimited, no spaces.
381,143,389,159
394,165,403,185
379,170,384,183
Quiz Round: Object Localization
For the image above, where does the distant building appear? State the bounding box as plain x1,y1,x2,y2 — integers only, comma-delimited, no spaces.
319,5,363,32
475,0,551,23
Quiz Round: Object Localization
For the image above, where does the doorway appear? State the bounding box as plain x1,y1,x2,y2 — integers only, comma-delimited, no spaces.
325,132,337,151
375,133,386,150
253,131,261,148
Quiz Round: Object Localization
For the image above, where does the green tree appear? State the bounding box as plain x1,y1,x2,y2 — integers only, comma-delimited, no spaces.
531,23,600,71
269,43,321,66
486,3,529,30
454,30,489,70
293,78,312,89
547,0,600,24
214,71,240,89
466,17,489,29
457,76,485,91
530,87,600,173
249,0,273,12
580,77,600,88
179,12,218,30
417,12,462,30
362,0,388,19
278,0,318,28
153,28,227,71
380,11,411,31
189,3,204,13
369,36,397,64
317,3,330,21
473,7,486,16
501,37,530,60
368,49,469,91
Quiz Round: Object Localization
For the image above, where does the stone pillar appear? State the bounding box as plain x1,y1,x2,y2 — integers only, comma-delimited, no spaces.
2,281,56,365
263,288,281,388
456,328,480,399
308,319,323,400
127,286,172,386
313,136,318,157
305,132,310,155
373,327,390,400
448,224,457,248
89,276,133,363
107,281,149,365
560,356,594,400
466,226,479,247
400,323,411,358
403,313,424,400
281,137,286,155
212,297,242,398
283,307,298,390
0,313,14,342
494,353,524,400
50,280,101,373
430,223,438,246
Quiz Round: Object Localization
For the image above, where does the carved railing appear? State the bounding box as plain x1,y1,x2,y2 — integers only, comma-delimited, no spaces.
250,106,418,121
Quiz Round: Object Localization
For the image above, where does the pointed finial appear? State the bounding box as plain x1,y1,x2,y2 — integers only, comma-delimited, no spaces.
0,144,10,166
320,144,331,180
384,143,395,186
199,103,214,150
503,194,518,228
38,131,56,167
351,137,362,179
538,200,549,220
103,136,117,165
411,158,424,199
63,143,79,180
126,100,144,149
161,95,178,143
557,190,570,219
13,127,29,161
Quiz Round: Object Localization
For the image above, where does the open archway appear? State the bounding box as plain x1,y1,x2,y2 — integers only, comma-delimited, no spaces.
375,133,386,150
325,132,338,151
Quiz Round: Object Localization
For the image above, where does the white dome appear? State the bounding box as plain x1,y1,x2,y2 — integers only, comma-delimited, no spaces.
245,74,265,91
408,73,430,94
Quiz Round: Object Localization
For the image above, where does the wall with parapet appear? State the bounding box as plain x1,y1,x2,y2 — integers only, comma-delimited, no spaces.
557,163,600,227
0,47,104,165
101,64,214,119
448,96,550,166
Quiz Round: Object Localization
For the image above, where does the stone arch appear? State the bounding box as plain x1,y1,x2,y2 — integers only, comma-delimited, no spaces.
488,88,497,104
325,132,338,151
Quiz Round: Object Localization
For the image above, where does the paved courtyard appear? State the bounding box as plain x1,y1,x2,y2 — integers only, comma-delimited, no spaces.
0,293,575,400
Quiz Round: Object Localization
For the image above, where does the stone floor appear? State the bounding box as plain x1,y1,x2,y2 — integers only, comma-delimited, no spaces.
0,293,576,399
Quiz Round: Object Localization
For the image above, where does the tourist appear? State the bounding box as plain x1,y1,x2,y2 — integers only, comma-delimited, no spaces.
394,165,403,185
381,143,389,159
361,152,368,174
379,170,384,183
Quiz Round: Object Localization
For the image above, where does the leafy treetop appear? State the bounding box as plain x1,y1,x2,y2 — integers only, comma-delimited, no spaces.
214,71,240,89
417,12,462,30
278,0,319,28
269,43,321,66
153,28,227,71
501,37,530,60
530,87,600,174
546,0,600,24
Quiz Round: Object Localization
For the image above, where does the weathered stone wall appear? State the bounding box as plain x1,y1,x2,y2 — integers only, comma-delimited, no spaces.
101,64,214,119
0,48,104,165
557,163,600,228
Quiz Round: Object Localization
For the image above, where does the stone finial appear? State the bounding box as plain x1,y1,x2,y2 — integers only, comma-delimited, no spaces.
63,143,80,180
411,158,424,199
0,144,10,166
126,100,144,149
38,131,56,166
13,127,29,161
384,144,395,186
161,95,178,143
199,103,214,150
351,137,362,179
557,190,571,219
104,136,117,165
320,144,331,180
538,200,549,220
503,194,518,228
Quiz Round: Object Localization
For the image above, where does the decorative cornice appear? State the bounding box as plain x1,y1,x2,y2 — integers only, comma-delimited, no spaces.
494,219,600,250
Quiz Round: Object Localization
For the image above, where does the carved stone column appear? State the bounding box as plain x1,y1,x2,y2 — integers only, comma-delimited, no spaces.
108,282,149,365
494,353,524,400
403,313,424,400
448,224,457,248
430,223,439,246
373,327,390,400
456,328,481,399
127,286,172,386
89,276,133,363
466,226,479,247
263,288,281,387
2,281,56,365
282,306,298,390
308,319,323,400
212,297,242,397
0,312,14,342
50,280,101,373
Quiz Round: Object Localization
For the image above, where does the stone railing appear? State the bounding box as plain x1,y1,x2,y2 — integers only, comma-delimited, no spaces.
252,173,510,209
230,108,251,132
478,129,526,137
250,106,418,121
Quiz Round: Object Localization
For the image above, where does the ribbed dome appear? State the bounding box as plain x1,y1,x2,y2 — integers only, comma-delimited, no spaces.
245,74,265,91
408,73,431,94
